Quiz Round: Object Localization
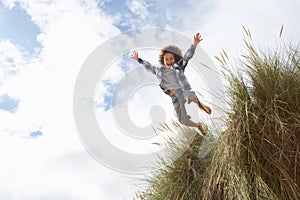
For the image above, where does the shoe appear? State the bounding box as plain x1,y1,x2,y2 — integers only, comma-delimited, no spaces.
198,124,207,136
198,101,212,115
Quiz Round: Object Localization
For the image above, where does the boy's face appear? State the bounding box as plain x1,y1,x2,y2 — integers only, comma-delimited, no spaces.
163,52,175,68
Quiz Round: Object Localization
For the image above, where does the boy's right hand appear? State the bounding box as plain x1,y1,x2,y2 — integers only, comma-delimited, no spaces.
130,50,139,61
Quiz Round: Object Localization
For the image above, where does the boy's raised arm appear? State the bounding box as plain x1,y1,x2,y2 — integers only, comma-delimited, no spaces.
130,50,139,61
193,33,203,48
177,33,203,70
130,50,159,75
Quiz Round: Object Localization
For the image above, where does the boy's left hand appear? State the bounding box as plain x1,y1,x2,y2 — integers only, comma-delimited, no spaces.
193,33,203,47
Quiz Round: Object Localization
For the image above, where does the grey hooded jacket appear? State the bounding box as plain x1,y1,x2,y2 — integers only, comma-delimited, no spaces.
137,45,196,94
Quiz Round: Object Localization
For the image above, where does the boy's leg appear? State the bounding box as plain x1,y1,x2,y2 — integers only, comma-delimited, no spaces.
172,90,190,123
181,119,207,136
172,90,207,135
188,93,212,115
197,123,207,136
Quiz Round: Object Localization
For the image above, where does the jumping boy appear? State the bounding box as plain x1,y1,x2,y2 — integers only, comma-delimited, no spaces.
130,33,211,135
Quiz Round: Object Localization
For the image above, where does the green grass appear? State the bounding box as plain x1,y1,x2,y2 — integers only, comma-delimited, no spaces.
134,30,300,200
135,125,210,200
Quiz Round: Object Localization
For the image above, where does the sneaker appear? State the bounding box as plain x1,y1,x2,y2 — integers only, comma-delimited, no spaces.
198,123,207,136
198,101,212,115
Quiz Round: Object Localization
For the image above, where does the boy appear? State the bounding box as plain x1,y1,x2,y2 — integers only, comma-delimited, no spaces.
130,33,211,135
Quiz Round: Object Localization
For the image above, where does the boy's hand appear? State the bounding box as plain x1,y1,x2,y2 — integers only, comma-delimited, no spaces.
193,33,203,47
130,50,139,61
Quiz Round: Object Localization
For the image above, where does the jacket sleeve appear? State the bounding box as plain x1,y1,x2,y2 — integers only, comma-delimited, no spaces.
138,58,159,75
176,45,196,71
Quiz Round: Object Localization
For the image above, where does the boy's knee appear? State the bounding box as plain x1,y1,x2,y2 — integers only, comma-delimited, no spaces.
180,119,190,126
180,120,187,126
188,94,198,101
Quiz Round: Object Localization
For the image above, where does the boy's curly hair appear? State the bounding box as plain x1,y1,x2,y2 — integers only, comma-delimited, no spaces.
158,45,182,65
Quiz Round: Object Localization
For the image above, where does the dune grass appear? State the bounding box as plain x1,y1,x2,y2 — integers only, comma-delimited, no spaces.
134,31,300,200
134,125,210,200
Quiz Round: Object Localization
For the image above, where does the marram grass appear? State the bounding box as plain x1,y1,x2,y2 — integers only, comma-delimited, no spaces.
134,33,299,200
134,125,210,200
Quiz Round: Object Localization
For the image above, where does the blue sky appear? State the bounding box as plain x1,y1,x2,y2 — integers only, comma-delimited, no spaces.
0,0,299,199
0,1,40,52
0,2,40,116
0,93,19,112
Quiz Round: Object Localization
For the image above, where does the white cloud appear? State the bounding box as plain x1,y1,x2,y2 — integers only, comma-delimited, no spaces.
0,0,120,136
126,0,149,20
0,133,136,200
0,0,141,199
184,0,300,59
122,0,299,62
0,40,28,84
